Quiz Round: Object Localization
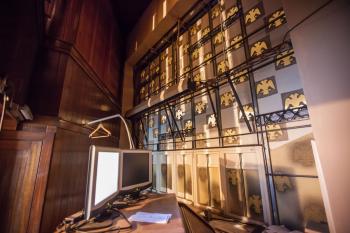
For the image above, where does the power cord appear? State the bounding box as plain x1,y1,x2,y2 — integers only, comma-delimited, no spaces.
56,208,132,233
75,208,132,233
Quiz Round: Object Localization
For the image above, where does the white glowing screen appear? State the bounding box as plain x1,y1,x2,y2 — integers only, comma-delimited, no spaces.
94,152,119,205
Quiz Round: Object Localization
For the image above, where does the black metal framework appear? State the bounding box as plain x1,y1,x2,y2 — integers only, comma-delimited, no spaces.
130,0,318,227
256,105,309,126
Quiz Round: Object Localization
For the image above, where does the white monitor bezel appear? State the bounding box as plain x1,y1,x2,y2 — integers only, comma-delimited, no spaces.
119,149,152,192
85,145,121,220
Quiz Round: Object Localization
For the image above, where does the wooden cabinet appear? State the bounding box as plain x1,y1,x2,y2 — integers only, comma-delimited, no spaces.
0,126,56,233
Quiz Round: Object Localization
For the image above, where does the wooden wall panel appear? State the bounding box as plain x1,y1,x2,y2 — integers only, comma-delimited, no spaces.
47,0,82,43
30,49,68,116
90,1,107,79
104,42,118,98
31,0,123,114
59,56,120,137
75,0,96,63
75,0,123,100
39,128,89,233
39,125,118,233
0,141,41,233
0,126,56,233
2,1,124,232
27,126,56,233
103,27,121,99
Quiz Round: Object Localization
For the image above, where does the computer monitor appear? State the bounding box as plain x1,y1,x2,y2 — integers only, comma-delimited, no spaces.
119,150,152,195
84,146,120,220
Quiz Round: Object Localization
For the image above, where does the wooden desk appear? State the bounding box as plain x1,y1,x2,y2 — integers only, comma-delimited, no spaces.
56,193,185,233
114,193,185,233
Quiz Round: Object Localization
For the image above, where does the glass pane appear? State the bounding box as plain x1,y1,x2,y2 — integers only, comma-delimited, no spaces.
209,153,221,208
152,153,157,190
197,154,209,205
275,177,329,232
225,152,264,220
136,118,147,149
160,153,167,191
185,154,193,199
176,154,185,198
225,153,245,216
147,112,159,151
167,152,173,190
244,169,263,221
269,123,316,176
176,153,193,200
243,153,264,221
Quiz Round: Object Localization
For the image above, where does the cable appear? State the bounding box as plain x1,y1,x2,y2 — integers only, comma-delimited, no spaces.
57,208,132,233
112,208,132,228
75,208,132,233
282,0,333,43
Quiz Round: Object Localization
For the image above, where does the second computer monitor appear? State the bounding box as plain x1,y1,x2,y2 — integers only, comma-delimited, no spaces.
119,150,152,194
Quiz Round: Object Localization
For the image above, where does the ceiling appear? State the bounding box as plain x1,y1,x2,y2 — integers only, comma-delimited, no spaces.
111,0,152,38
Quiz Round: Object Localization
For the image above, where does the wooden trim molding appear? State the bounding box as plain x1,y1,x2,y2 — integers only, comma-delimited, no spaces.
27,126,56,233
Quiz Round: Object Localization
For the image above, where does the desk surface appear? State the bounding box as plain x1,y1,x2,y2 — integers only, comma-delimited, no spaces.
115,193,185,233
56,193,185,233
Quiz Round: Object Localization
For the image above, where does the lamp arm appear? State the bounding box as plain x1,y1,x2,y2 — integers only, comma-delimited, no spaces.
118,114,135,149
86,114,135,149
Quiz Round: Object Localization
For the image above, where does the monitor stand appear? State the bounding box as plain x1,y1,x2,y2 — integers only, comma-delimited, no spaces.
129,190,142,200
79,209,120,231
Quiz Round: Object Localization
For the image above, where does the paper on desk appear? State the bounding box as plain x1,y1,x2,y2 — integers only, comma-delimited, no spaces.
128,212,172,224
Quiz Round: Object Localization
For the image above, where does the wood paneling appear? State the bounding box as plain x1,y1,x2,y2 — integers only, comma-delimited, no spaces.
46,0,82,43
30,120,119,233
0,126,56,233
75,0,123,99
0,141,41,233
30,0,123,117
26,1,125,230
39,128,90,233
59,56,120,136
1,1,125,233
30,49,68,116
27,127,56,233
